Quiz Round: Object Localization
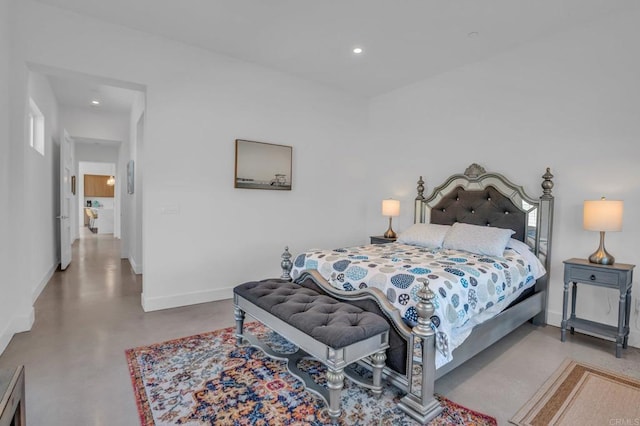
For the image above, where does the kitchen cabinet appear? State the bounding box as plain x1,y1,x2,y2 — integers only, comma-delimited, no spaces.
84,174,114,197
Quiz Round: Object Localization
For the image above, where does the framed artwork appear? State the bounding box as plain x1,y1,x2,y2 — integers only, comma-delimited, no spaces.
127,160,135,194
71,175,76,195
234,139,292,190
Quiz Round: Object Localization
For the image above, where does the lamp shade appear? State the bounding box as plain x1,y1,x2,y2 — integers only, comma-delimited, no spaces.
382,199,400,217
583,198,623,232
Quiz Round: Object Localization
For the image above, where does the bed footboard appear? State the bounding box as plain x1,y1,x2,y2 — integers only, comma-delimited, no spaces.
397,279,444,423
287,265,444,423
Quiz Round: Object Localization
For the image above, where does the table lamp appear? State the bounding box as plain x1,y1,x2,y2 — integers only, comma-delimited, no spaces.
583,197,623,265
382,199,400,239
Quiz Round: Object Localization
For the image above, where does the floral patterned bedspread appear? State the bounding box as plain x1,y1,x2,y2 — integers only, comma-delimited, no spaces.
291,242,540,368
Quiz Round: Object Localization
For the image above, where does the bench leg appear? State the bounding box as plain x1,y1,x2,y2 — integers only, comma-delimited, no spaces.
370,350,386,398
234,306,245,345
326,367,344,424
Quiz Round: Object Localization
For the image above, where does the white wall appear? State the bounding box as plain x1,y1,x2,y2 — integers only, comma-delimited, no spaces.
126,96,145,274
117,92,145,268
0,0,18,354
1,50,60,352
75,142,120,163
12,0,370,313
368,7,640,347
4,0,35,355
25,70,60,304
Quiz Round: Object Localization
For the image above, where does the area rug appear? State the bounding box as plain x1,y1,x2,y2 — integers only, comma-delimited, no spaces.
126,323,496,425
510,358,640,425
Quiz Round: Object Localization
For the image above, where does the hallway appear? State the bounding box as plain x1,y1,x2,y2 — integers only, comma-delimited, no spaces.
0,232,234,425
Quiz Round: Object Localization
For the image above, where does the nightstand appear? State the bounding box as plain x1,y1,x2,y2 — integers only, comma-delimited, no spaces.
561,258,635,358
370,236,396,244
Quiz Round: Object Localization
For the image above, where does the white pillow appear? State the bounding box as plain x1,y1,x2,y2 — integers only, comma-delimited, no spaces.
397,223,451,249
442,222,515,257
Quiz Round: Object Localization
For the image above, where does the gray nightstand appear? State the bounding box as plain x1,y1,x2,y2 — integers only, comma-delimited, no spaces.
370,236,396,244
561,258,635,358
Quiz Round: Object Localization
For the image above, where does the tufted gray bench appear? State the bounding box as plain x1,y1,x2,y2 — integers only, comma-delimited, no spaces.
233,279,390,424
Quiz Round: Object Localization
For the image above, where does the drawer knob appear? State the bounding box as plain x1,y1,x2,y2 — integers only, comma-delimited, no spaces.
590,274,596,281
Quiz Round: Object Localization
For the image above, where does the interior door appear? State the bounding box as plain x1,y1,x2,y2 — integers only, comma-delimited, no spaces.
58,130,73,270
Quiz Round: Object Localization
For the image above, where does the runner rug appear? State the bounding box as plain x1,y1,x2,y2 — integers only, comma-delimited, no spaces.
510,358,640,425
125,323,496,425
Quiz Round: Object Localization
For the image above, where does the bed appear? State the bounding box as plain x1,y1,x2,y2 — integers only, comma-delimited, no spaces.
279,163,555,423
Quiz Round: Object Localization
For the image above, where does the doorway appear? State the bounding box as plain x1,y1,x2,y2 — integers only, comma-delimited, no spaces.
28,63,146,283
78,160,119,238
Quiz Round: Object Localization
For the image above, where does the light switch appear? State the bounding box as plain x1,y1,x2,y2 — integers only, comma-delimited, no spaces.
160,205,180,215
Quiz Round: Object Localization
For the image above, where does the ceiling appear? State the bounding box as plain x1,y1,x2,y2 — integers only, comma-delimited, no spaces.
48,74,140,114
35,0,638,98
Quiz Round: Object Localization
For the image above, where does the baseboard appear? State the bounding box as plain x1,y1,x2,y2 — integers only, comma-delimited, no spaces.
3,262,56,354
12,307,35,333
547,310,562,328
141,287,234,312
0,307,35,355
128,256,142,275
630,329,640,349
32,263,56,304
548,310,639,349
0,321,13,356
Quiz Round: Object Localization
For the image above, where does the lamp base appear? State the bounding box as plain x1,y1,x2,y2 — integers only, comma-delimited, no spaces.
588,251,615,265
588,231,615,265
384,217,397,239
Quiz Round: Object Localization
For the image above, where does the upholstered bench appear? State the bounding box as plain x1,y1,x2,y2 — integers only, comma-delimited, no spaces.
233,279,390,424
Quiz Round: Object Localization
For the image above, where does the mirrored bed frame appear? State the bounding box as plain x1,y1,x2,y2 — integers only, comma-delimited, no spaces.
279,163,555,423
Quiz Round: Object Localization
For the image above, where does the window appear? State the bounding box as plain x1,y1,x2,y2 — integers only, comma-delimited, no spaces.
28,98,44,155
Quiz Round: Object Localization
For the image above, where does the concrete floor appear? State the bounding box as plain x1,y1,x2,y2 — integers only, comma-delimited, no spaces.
1,231,638,425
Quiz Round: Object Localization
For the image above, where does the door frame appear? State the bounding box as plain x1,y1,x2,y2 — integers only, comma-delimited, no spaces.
58,129,73,270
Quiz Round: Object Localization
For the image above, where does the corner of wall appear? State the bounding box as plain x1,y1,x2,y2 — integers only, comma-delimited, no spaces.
141,286,233,312
128,256,142,275
0,307,35,356
0,322,12,356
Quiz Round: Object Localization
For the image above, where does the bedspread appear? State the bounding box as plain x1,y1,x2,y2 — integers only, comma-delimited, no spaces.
291,242,542,368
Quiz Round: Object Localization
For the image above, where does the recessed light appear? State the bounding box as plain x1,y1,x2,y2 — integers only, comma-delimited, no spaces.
91,100,100,105
353,47,363,54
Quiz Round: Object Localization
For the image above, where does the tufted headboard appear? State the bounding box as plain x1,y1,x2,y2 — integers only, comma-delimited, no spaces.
414,163,554,278
429,186,527,241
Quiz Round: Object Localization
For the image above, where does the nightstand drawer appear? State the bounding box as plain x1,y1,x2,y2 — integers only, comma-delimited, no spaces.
568,266,619,285
370,236,396,244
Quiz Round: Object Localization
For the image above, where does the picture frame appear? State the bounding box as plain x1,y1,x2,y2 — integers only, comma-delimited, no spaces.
71,175,76,195
127,160,135,194
234,139,292,190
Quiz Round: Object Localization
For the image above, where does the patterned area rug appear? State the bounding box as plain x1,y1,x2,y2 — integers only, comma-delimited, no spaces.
510,358,640,425
125,323,497,425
